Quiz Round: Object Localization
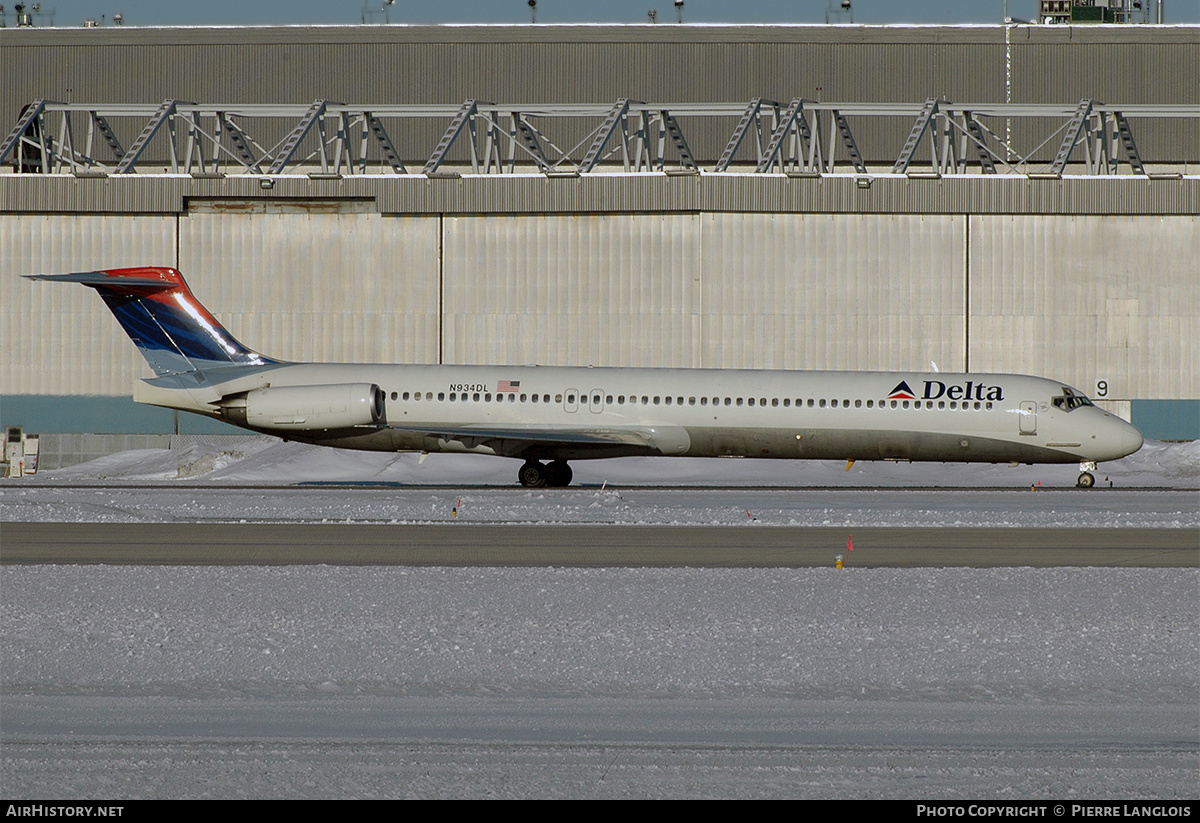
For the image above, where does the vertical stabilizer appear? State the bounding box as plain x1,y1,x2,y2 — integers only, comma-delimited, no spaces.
25,267,277,377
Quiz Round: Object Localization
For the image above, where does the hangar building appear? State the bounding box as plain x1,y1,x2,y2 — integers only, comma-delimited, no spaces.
1,23,1197,467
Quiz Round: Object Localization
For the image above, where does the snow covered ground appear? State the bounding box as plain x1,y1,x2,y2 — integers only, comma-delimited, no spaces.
1,440,1197,798
3,437,1195,528
20,435,1200,490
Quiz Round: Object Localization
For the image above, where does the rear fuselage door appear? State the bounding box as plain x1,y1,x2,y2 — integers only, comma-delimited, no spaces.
589,389,605,414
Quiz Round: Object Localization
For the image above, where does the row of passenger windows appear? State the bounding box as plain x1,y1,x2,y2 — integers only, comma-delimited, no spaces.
388,390,994,411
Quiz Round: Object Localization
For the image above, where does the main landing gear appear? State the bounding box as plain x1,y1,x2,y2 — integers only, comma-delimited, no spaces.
518,459,573,488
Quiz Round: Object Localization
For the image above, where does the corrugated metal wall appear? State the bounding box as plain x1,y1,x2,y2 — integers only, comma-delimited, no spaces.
3,24,1196,164
442,213,702,367
969,214,1200,400
179,207,440,364
1,214,175,395
4,175,1195,217
699,213,964,371
6,210,1193,410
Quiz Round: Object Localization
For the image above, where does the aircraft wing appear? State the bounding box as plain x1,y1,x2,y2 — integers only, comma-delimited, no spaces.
386,422,691,455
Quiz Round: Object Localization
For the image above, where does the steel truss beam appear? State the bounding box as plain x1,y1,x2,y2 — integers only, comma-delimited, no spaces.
2,99,1192,178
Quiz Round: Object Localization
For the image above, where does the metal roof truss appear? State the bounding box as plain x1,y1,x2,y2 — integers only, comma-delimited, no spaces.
1,99,1190,178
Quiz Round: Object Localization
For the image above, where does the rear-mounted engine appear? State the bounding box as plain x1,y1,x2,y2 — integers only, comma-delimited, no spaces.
219,383,385,430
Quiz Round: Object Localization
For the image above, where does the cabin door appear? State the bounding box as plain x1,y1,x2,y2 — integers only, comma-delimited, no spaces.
1018,401,1037,435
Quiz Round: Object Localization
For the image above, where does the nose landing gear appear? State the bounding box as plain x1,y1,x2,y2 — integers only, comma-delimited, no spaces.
518,459,573,487
1076,460,1097,488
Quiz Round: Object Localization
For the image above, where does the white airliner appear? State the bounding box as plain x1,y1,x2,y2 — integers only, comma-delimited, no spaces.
27,267,1144,488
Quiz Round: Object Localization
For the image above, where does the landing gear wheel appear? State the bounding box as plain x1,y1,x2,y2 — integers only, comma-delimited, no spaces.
545,460,573,487
1076,471,1095,489
518,461,546,488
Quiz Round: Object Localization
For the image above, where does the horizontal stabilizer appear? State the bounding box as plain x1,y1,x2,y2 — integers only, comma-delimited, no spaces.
24,270,178,291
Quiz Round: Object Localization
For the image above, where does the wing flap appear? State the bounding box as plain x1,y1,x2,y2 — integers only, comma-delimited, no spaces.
386,423,690,455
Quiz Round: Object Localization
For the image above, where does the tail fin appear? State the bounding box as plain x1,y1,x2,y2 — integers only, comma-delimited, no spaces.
25,266,277,377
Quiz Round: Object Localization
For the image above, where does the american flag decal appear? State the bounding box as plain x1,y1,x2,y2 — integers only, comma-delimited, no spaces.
497,380,520,393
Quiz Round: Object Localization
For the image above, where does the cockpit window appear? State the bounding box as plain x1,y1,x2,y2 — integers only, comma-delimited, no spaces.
1052,389,1095,412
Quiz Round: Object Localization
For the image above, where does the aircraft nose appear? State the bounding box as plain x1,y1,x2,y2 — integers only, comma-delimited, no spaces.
1120,420,1144,457
1086,414,1144,462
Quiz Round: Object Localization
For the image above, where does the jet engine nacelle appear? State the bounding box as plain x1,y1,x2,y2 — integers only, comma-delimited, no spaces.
221,383,385,431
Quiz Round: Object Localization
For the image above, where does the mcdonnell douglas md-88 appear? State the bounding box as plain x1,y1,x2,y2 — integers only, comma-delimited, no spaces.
27,267,1143,488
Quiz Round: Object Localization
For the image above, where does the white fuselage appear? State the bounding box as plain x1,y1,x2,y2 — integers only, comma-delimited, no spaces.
170,362,1144,466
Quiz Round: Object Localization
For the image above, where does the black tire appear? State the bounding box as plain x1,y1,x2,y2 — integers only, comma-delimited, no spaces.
519,461,546,488
545,460,573,487
1076,472,1095,489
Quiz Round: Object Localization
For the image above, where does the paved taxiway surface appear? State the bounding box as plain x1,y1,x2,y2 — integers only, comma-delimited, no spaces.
3,522,1195,566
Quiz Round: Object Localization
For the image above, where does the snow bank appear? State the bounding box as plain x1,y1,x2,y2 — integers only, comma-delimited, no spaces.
22,438,1200,489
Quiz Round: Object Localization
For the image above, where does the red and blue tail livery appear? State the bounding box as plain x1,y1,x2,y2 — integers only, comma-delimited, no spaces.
26,267,276,377
27,265,1143,488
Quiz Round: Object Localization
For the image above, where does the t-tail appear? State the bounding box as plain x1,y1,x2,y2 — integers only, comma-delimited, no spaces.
24,267,277,377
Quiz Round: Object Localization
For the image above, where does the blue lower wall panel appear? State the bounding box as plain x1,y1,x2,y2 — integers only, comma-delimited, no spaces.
0,395,245,435
1131,400,1199,441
